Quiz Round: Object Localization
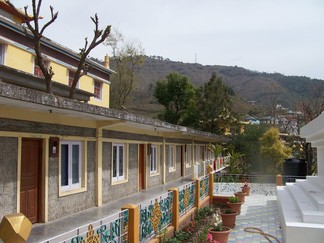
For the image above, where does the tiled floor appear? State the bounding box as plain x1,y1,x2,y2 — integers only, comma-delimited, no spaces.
228,194,283,243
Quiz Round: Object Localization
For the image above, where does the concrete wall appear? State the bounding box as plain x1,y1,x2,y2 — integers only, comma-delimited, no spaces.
165,145,181,183
102,142,139,203
0,137,18,220
146,145,163,189
48,141,96,221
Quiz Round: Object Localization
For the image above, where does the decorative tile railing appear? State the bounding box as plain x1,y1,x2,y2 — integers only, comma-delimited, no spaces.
43,209,128,243
178,181,196,217
199,174,209,200
139,191,173,242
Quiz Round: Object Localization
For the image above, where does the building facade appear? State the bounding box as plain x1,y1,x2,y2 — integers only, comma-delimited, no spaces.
0,2,226,224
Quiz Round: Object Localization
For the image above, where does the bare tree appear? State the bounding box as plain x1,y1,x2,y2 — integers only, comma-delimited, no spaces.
105,29,145,109
69,14,111,99
6,0,58,94
266,82,282,124
298,82,324,123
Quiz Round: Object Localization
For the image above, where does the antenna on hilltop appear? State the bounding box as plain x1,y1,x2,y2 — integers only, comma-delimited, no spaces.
195,53,197,64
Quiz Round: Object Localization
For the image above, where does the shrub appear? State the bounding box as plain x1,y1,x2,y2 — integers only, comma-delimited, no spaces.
228,196,239,203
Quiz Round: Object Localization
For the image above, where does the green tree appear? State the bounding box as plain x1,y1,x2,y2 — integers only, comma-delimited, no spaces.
105,29,145,109
259,127,292,174
195,72,236,134
153,73,196,125
231,124,269,173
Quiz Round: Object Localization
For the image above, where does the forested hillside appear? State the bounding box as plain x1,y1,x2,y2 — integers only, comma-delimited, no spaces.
115,56,324,118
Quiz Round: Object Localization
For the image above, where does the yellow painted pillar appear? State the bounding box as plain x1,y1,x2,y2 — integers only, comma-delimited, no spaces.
209,171,214,204
169,187,179,231
195,179,200,209
162,138,166,184
122,204,139,243
276,174,283,186
96,127,103,206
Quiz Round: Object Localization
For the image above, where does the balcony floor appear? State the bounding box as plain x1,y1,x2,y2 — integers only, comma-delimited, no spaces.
27,178,283,243
228,194,283,243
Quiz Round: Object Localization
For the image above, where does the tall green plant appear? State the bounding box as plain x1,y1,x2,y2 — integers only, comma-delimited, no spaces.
209,144,223,158
226,150,246,174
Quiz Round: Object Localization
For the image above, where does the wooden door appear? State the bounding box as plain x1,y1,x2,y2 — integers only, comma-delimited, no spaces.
139,144,145,190
20,139,42,224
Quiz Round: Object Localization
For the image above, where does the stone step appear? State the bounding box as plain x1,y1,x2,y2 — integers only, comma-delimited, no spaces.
277,185,324,243
295,179,324,211
286,183,324,223
277,186,302,223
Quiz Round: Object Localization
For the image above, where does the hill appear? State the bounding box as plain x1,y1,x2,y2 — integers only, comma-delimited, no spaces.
118,56,324,118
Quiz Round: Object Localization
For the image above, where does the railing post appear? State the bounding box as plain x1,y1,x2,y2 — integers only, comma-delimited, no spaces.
209,171,214,204
276,174,283,186
121,204,139,243
169,187,179,231
195,178,200,209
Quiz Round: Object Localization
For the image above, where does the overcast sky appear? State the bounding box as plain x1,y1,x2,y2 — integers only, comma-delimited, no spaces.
11,0,324,80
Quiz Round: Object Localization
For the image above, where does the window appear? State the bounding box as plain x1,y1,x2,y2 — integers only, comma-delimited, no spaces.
200,145,204,161
194,145,199,163
34,59,48,77
0,44,5,65
68,70,75,86
112,144,125,182
169,145,175,170
94,80,102,99
185,145,191,167
204,146,209,161
61,141,82,191
150,145,158,174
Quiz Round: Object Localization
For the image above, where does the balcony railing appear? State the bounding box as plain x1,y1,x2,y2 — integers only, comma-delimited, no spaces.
139,191,173,242
43,209,128,243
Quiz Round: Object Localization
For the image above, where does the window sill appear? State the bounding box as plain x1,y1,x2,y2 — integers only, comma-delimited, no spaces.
59,187,87,197
186,164,191,168
111,178,128,185
169,168,176,173
150,171,160,177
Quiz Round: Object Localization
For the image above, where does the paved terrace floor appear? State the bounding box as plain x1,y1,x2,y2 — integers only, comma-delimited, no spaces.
27,177,283,243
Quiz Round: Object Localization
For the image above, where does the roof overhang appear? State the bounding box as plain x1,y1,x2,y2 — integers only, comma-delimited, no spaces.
0,81,228,143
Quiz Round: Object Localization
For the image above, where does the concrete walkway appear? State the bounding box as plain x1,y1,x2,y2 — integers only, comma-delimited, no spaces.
28,176,193,243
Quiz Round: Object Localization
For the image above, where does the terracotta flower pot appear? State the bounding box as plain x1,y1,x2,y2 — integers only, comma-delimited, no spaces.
208,227,231,243
227,201,243,214
220,211,238,228
242,186,251,196
234,191,247,202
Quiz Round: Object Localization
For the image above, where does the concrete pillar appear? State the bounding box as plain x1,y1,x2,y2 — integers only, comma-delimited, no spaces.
168,187,179,231
121,204,139,243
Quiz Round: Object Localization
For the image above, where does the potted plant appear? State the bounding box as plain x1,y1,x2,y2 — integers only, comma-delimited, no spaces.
219,209,238,228
234,191,247,203
209,144,223,170
241,181,251,196
227,196,243,214
207,210,231,243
